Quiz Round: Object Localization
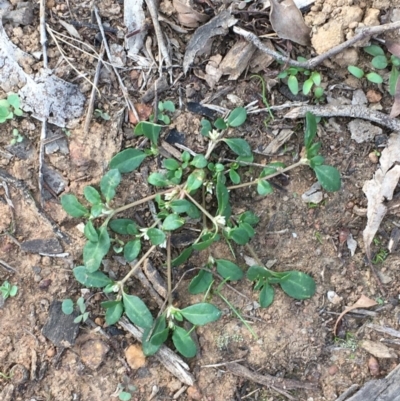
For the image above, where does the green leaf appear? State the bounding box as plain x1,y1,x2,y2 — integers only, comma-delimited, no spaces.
119,392,132,401
348,65,364,79
313,165,341,192
109,149,147,173
163,158,180,170
366,72,383,84
200,119,212,137
259,283,274,308
303,78,314,95
304,111,317,149
288,75,299,95
192,232,218,251
7,93,20,109
84,186,101,205
314,87,324,99
171,246,193,267
169,199,201,219
142,326,163,356
240,222,255,238
311,71,321,86
104,301,123,325
162,214,185,231
147,228,166,245
279,271,316,300
371,55,388,69
364,44,385,57
123,293,153,328
91,204,103,218
84,221,99,242
148,172,170,187
172,326,197,358
124,240,141,262
215,259,244,281
9,285,18,297
109,219,138,235
227,226,250,245
216,174,230,219
389,66,400,96
134,121,162,144
306,142,321,159
162,100,175,112
62,299,74,314
308,155,325,168
223,138,252,157
257,180,273,196
180,303,221,325
391,55,400,67
238,211,259,226
247,265,269,281
191,154,208,168
148,315,168,345
229,168,240,184
189,270,213,294
100,169,121,202
83,226,110,272
278,70,288,79
227,107,247,127
186,169,205,192
73,266,112,287
61,194,89,218
214,118,228,130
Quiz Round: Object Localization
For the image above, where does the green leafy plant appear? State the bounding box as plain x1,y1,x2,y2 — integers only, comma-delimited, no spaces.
10,128,24,145
94,108,111,121
278,57,324,99
62,297,90,323
372,248,388,264
114,376,137,401
0,93,23,123
348,44,400,90
150,100,175,124
0,281,18,300
61,106,340,357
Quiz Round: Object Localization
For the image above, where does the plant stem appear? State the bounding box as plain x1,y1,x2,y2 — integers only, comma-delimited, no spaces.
103,188,173,227
227,159,307,191
184,191,218,229
120,245,156,285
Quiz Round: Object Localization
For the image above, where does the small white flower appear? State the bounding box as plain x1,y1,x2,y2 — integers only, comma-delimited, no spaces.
214,215,226,226
209,129,221,142
159,240,167,248
204,181,214,194
140,228,149,241
164,188,179,201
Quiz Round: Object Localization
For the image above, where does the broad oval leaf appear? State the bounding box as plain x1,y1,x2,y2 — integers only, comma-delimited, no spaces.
371,55,388,69
223,138,252,157
104,301,123,325
215,259,244,281
123,293,153,328
171,246,193,267
170,199,201,219
109,219,138,235
61,194,89,218
180,303,221,326
84,186,101,205
162,214,185,231
73,265,112,287
200,119,212,137
311,71,321,86
227,107,247,127
124,239,141,262
109,148,147,173
83,227,110,272
163,158,180,171
227,226,250,245
148,172,170,187
62,299,74,314
238,211,259,226
172,326,197,358
191,154,208,168
259,283,274,308
257,179,273,196
100,169,121,202
364,44,385,57
142,326,163,356
303,78,313,95
288,75,299,95
189,270,213,294
247,265,269,281
313,165,341,192
229,169,240,184
186,169,205,192
84,221,98,242
348,65,364,79
366,72,383,84
279,271,316,300
134,121,162,144
147,228,166,245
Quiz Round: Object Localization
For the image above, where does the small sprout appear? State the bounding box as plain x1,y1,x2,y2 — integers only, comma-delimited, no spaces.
10,128,24,145
94,108,110,121
0,281,18,300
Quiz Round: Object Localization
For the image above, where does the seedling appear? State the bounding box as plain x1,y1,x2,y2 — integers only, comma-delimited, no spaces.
334,332,358,352
10,128,24,145
0,93,23,123
0,281,18,300
372,248,388,264
348,44,400,91
150,100,175,124
278,57,324,99
113,376,137,401
94,108,110,121
61,105,341,357
62,297,90,323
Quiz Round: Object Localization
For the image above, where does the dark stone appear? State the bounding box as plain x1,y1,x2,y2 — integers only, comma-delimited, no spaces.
21,238,63,254
42,300,80,347
187,102,216,119
165,129,185,146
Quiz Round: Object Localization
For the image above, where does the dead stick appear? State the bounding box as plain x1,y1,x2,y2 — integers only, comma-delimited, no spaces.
234,20,400,69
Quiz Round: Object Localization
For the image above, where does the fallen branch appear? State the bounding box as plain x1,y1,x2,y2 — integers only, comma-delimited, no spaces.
234,20,400,70
284,105,400,133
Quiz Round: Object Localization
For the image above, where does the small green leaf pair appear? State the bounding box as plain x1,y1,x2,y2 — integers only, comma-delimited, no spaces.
62,297,89,323
247,265,316,307
0,93,23,123
201,107,248,137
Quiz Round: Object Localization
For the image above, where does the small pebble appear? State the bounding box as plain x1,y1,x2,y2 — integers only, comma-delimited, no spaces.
328,365,339,375
94,317,104,326
366,89,382,103
47,347,55,357
369,151,379,164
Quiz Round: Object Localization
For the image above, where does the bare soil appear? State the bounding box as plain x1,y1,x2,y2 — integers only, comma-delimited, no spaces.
1,1,400,400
